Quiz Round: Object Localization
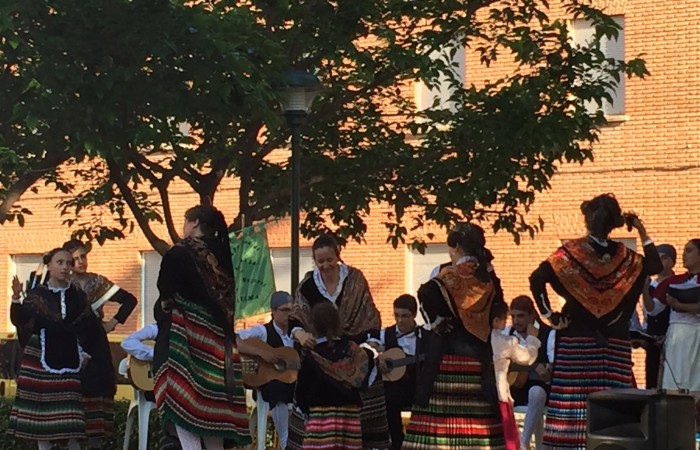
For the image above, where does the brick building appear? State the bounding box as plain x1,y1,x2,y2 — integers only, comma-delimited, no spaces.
0,0,698,385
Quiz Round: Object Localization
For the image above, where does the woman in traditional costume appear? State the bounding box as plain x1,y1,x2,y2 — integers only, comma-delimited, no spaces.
649,239,700,426
402,222,507,449
153,205,250,450
529,194,662,449
288,234,389,450
63,239,138,448
294,302,378,450
7,248,102,450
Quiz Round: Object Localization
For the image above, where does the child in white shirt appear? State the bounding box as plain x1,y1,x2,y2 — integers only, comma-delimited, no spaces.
491,302,540,450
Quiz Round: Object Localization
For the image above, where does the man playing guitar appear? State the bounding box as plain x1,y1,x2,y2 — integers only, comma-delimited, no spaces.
505,296,555,450
375,294,424,450
237,291,297,450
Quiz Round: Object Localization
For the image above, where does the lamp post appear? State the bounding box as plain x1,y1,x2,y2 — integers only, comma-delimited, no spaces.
281,70,321,294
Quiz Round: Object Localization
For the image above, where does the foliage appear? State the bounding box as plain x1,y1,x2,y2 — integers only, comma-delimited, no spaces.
0,0,649,251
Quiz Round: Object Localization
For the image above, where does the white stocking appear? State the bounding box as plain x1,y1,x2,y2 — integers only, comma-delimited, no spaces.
521,385,547,449
176,425,203,450
37,442,52,450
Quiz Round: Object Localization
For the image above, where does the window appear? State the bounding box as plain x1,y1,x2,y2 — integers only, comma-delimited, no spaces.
140,251,162,327
572,16,625,115
12,254,44,290
406,244,449,295
415,41,466,112
270,248,315,294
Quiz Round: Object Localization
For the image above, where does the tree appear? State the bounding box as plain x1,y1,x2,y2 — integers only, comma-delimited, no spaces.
0,0,648,253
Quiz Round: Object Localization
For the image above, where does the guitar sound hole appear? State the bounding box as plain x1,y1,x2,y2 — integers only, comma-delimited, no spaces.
274,361,286,372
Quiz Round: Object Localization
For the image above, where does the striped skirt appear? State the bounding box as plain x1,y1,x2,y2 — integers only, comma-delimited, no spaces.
359,379,390,449
301,405,363,450
83,396,114,438
543,336,634,450
154,301,250,445
402,354,505,449
287,382,390,450
7,336,85,441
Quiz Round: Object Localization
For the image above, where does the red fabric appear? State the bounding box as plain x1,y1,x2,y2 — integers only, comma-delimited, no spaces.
654,272,694,304
499,401,520,450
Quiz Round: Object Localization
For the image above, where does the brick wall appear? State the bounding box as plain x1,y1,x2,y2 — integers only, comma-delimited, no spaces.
1,0,698,386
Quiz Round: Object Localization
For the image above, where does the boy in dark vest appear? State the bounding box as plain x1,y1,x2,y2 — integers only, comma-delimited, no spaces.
376,294,424,450
505,295,555,450
237,291,296,450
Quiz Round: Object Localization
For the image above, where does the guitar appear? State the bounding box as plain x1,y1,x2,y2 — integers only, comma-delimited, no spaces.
128,340,156,391
380,347,421,382
239,338,301,388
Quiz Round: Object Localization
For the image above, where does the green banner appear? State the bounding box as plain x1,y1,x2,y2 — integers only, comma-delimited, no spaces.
229,224,276,319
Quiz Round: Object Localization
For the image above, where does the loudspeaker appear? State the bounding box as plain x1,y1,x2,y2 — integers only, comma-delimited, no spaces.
587,388,695,450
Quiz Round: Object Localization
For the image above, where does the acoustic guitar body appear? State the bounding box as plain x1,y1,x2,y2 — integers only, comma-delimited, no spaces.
128,340,156,392
239,338,301,388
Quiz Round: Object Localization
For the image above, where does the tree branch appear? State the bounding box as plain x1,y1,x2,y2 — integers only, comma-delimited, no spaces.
105,156,170,254
0,151,71,223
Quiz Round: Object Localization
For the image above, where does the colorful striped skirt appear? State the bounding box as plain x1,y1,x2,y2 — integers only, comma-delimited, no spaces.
301,405,363,450
7,336,85,441
154,301,250,446
402,354,505,449
287,382,390,450
543,336,634,450
359,379,390,449
83,396,114,438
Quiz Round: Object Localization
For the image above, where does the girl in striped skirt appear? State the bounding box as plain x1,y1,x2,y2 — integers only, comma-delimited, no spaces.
7,248,102,450
153,205,250,450
530,194,662,449
403,223,507,449
293,302,377,450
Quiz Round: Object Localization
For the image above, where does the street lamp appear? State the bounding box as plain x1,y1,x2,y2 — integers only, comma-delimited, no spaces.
281,70,321,294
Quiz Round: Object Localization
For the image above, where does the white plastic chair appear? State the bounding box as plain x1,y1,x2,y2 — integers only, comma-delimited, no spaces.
513,405,544,450
248,394,282,450
119,358,157,450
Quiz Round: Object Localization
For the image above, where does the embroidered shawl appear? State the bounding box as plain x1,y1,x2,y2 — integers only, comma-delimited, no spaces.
72,273,119,319
180,237,236,325
292,266,381,337
435,261,495,342
308,340,370,389
547,237,643,318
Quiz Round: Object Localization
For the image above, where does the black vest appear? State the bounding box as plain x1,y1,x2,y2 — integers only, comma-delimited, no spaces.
646,283,670,336
383,325,421,407
257,321,295,406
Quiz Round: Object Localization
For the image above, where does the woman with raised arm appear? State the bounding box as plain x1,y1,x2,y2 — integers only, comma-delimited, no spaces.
7,248,103,450
153,205,250,450
529,194,662,450
287,234,389,450
402,223,507,449
63,239,138,449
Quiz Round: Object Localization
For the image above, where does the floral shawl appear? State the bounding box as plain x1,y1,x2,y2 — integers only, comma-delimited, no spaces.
547,237,643,318
308,340,370,389
434,261,495,342
181,237,236,325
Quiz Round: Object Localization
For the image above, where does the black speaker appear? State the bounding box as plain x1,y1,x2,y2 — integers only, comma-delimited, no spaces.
587,388,695,450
